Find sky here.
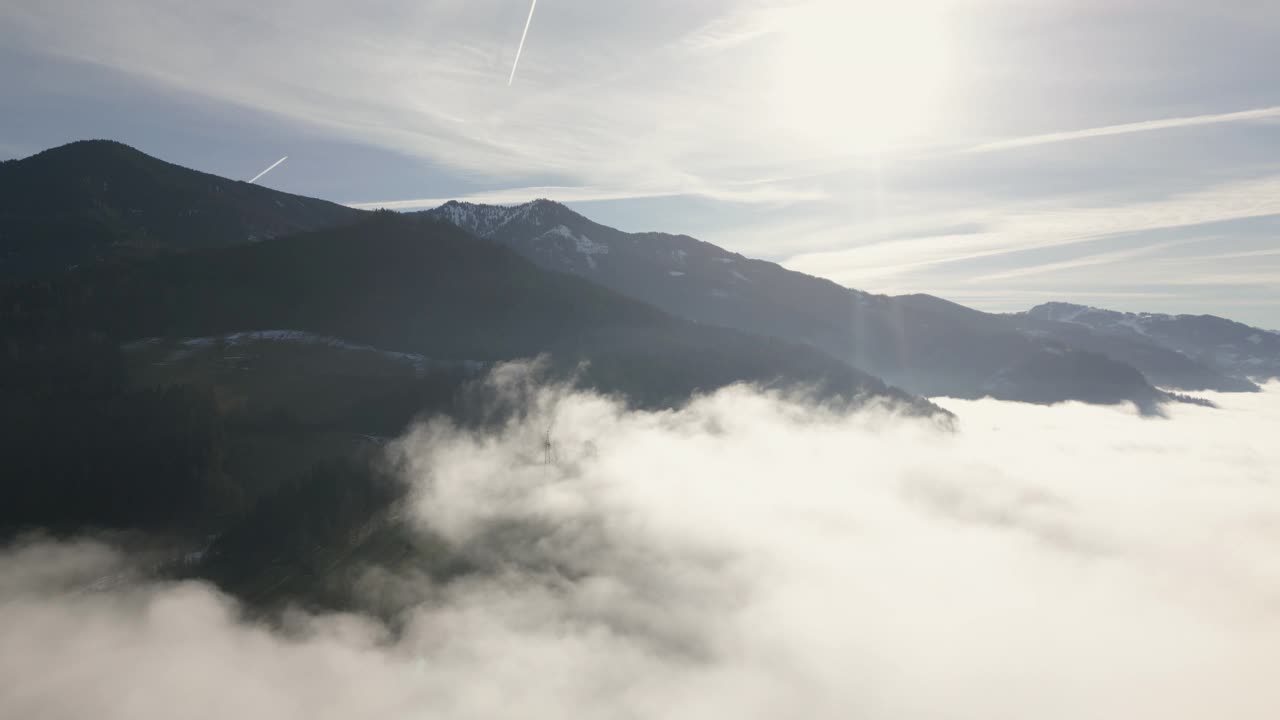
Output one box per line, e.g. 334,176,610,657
4,368,1280,718
1,0,1277,326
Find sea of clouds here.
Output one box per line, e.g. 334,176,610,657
3,371,1278,719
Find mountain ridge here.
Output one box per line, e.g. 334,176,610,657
1,211,941,415
4,140,1258,411
0,139,365,281
424,199,1196,409
1016,302,1278,385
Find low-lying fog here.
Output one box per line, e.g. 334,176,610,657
4,371,1278,719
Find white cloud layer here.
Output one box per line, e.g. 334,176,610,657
3,372,1279,719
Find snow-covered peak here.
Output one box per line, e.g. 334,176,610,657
430,200,535,238
429,198,580,239
539,225,608,255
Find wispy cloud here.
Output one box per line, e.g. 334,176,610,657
965,106,1280,154
349,177,829,210
784,174,1280,284
1159,271,1280,286
968,238,1202,283
766,172,1280,324
350,185,680,210
0,0,950,204
678,4,782,52
1178,247,1280,262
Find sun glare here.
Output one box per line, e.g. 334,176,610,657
767,1,953,153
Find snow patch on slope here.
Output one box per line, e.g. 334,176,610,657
1117,317,1150,338
536,224,609,270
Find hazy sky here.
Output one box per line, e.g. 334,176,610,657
2,0,1277,326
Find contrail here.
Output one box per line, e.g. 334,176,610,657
508,0,538,86
248,156,288,184
965,106,1280,154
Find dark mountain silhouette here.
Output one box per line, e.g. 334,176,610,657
425,200,1177,409
0,212,935,415
1,143,952,613
1,213,943,609
0,140,363,281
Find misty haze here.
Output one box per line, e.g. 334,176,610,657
2,1,1279,718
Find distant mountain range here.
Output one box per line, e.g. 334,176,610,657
1015,302,1278,388
426,200,1275,401
3,141,1273,414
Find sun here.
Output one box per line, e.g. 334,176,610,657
766,0,954,154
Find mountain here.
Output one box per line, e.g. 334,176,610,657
425,200,1175,410
0,141,1199,412
0,212,935,415
0,138,1231,617
2,211,945,607
1016,302,1279,387
0,140,363,281
2,143,948,566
